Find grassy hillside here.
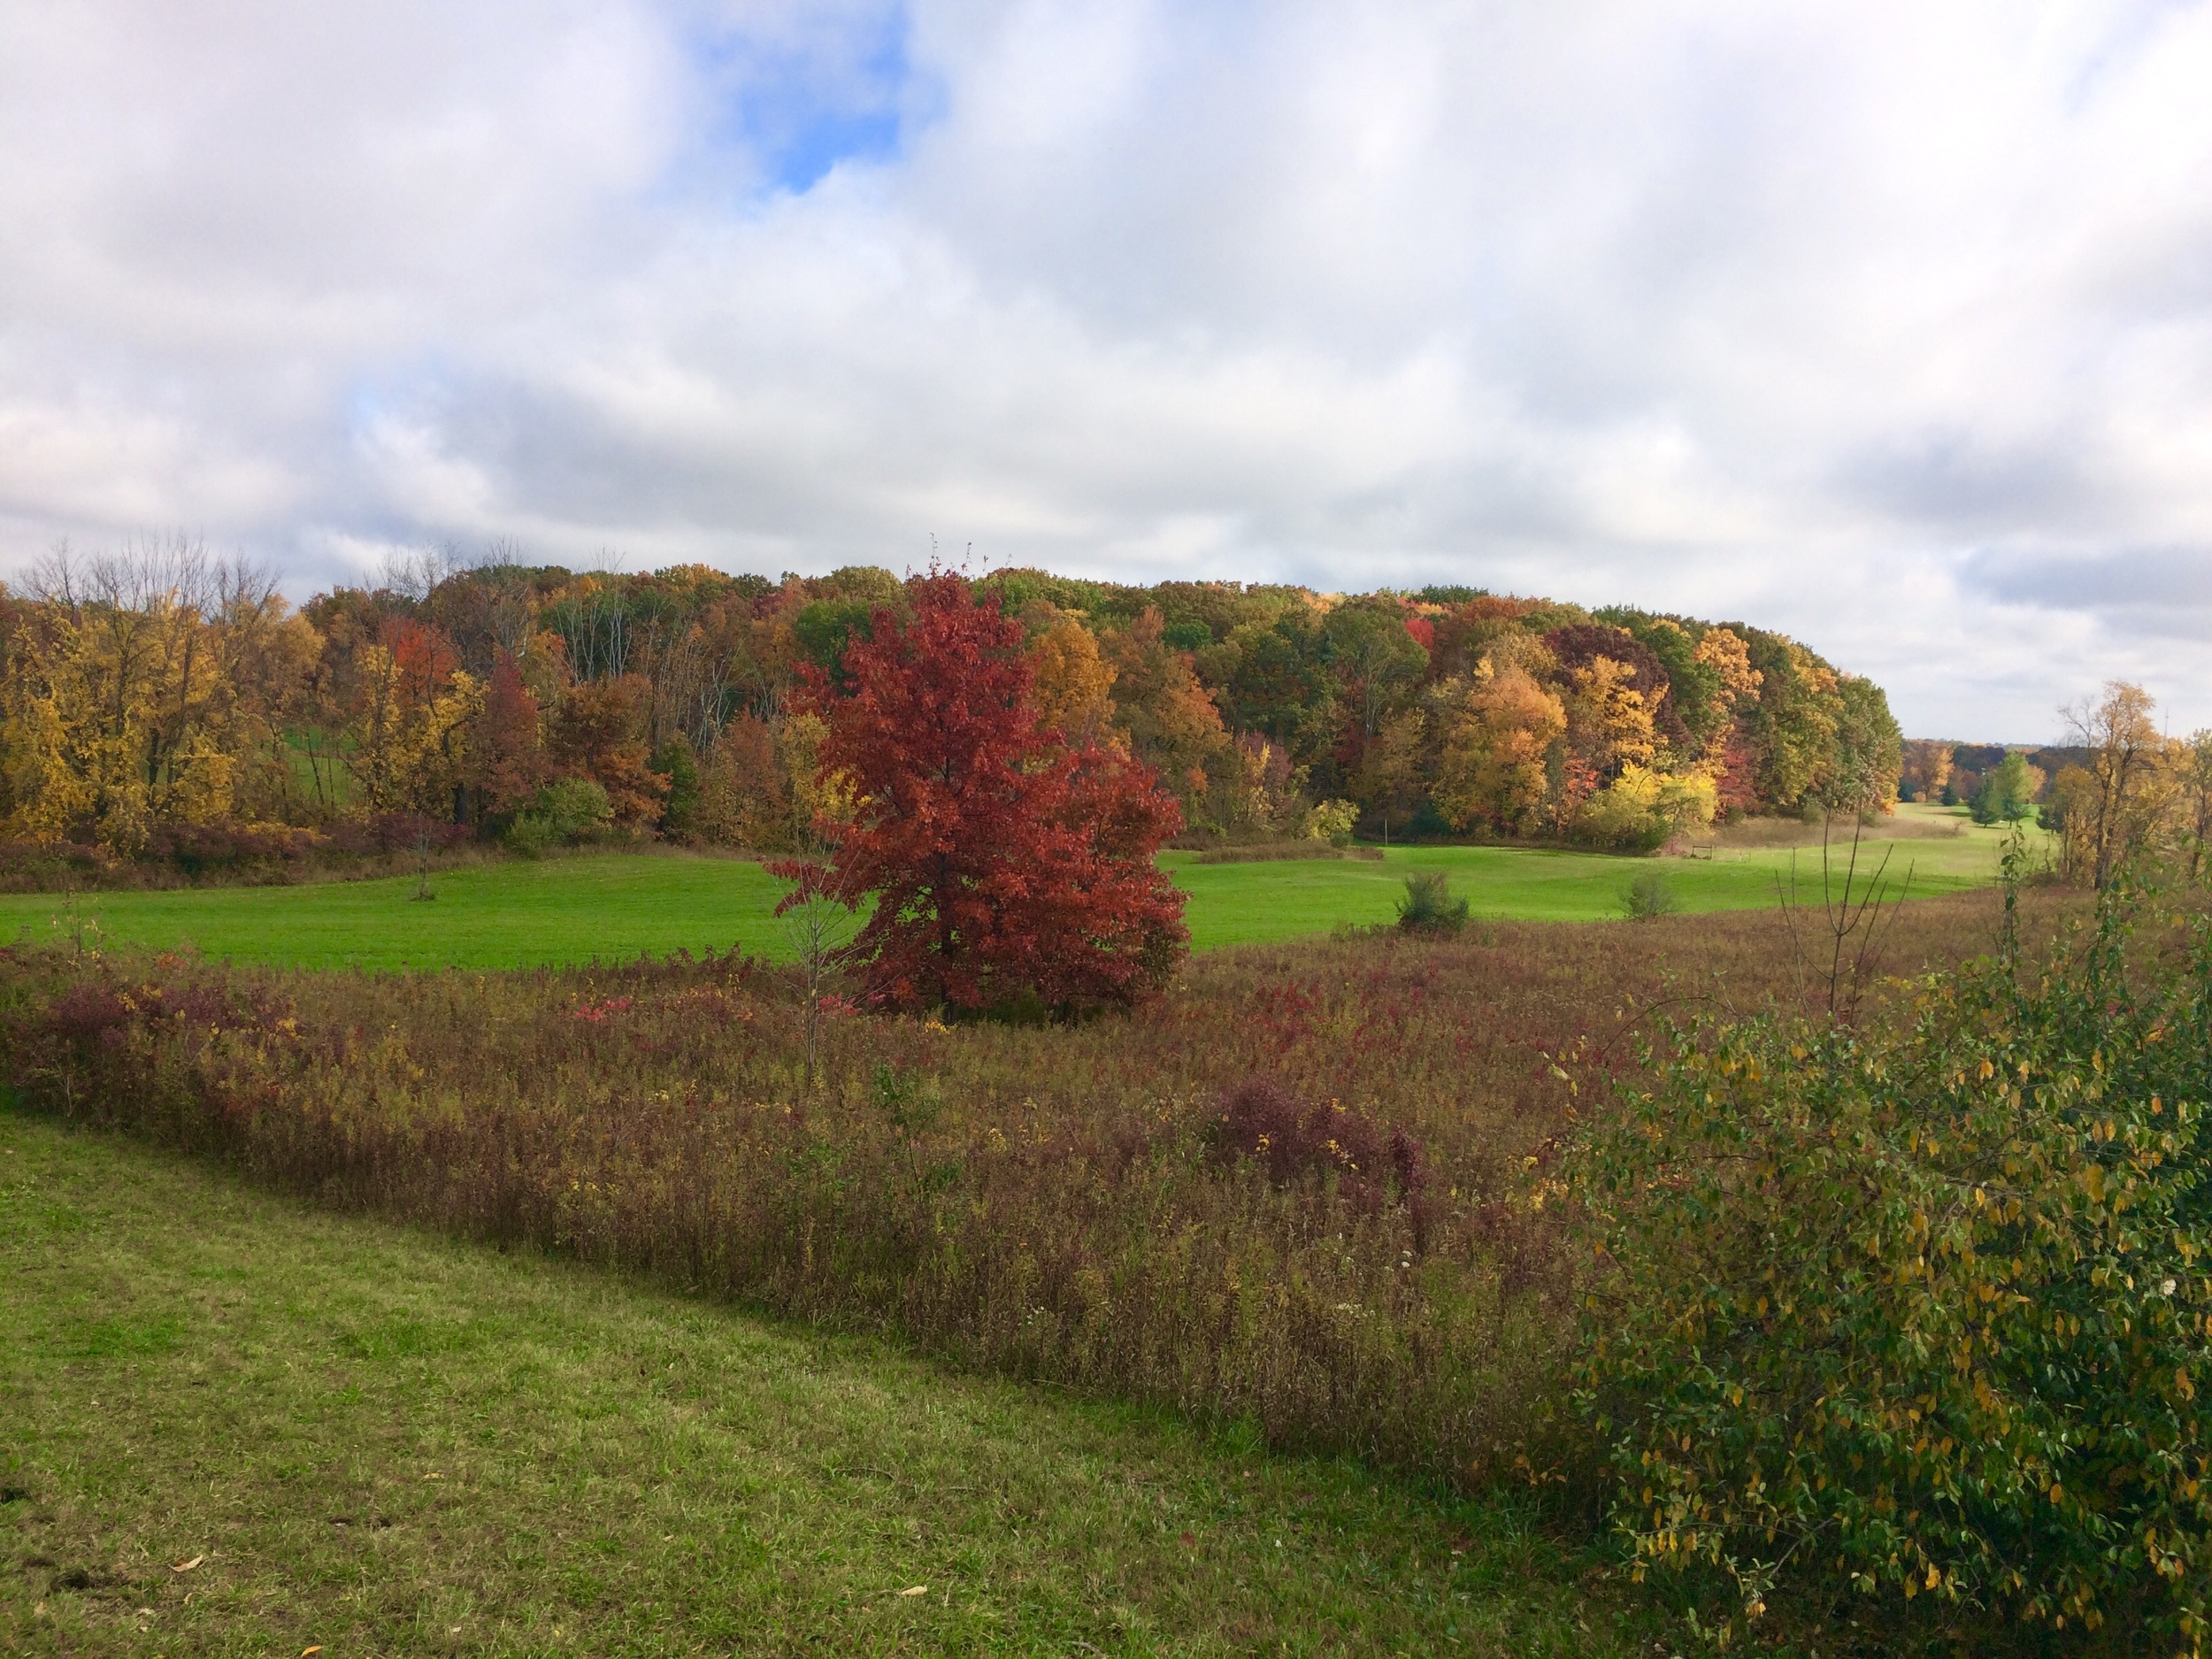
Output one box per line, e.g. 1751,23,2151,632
0,805,2032,972
0,1113,1649,1656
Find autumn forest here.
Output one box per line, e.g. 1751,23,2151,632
0,539,1903,867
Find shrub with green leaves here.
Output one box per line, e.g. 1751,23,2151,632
1396,871,1469,935
1621,870,1678,921
505,777,615,856
1572,888,2212,1647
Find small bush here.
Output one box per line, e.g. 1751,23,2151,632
1619,870,1678,920
872,1061,941,1132
144,822,328,873
0,840,122,894
1194,841,1381,864
1572,889,2212,1646
318,813,472,857
1300,799,1360,846
504,814,556,858
1210,1076,1426,1205
506,778,614,856
1395,871,1469,934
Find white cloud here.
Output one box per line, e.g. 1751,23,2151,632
1,0,2209,737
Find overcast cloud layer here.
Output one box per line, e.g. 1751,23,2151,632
3,0,2208,737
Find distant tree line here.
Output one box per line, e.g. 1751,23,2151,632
1901,698,2212,889
1898,740,2091,817
0,538,1907,865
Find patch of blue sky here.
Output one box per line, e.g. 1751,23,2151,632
688,4,919,198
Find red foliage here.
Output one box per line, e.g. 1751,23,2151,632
1710,718,1760,818
144,822,326,869
1210,1075,1431,1248
322,812,473,856
802,570,1189,1017
474,649,550,817
378,616,461,703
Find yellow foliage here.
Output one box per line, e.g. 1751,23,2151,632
0,570,299,850
1567,657,1658,772
345,649,481,814
781,710,855,839
1355,705,1428,815
1693,626,1763,706
1579,763,1718,844
1432,669,1565,833
1029,619,1118,742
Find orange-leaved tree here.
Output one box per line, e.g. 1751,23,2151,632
787,570,1187,1018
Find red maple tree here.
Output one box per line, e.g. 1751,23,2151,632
472,649,549,818
786,570,1187,1017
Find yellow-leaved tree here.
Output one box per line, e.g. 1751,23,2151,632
1430,668,1565,833
2055,681,2169,889
1028,616,1118,744
0,540,309,850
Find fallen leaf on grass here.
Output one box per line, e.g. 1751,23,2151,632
898,1585,928,1596
171,1556,203,1573
303,1647,323,1655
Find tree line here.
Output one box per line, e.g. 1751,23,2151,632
1900,691,2212,888
0,537,1905,864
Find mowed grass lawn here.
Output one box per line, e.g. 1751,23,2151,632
0,1112,1651,1656
0,805,2034,972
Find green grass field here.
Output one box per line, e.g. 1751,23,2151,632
0,806,2037,972
0,1112,1648,1656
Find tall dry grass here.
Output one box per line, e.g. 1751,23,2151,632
0,890,2060,1484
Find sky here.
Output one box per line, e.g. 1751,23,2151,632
2,1,2208,741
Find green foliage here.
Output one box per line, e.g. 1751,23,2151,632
872,1060,942,1131
793,598,878,672
1220,610,1340,764
973,566,1109,618
1163,618,1211,652
810,565,903,606
1120,580,1300,646
505,777,614,856
1395,870,1469,934
1827,674,1907,811
1619,614,1727,749
1971,749,2041,826
1573,774,1694,853
1620,871,1678,920
1573,888,2212,1645
1324,596,1431,734
651,737,701,839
